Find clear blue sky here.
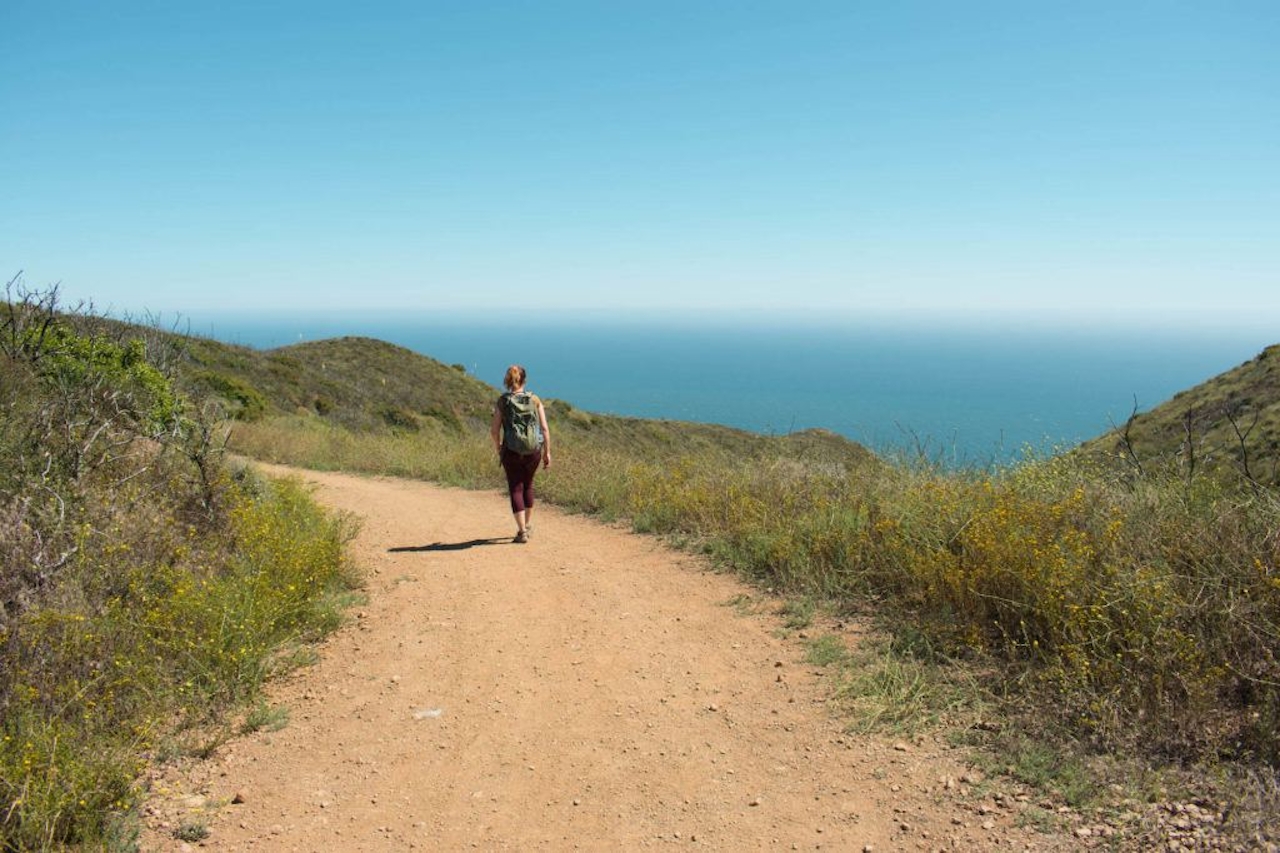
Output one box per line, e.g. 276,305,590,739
2,1,1277,330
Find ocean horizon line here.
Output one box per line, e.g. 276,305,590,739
85,302,1280,347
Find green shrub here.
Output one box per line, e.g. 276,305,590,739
378,405,420,432
24,324,180,433
192,370,269,421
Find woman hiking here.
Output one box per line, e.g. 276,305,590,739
491,364,552,543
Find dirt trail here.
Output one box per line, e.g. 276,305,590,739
142,465,1064,851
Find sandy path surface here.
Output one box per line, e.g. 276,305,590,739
142,465,1066,852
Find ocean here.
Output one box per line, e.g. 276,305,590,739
195,314,1272,466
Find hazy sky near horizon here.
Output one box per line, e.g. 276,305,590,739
2,2,1277,330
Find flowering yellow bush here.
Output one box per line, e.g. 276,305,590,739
0,476,357,849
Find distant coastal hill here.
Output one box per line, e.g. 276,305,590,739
1081,343,1280,487
176,331,877,468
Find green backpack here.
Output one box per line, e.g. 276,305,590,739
501,391,542,454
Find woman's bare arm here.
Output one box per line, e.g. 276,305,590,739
537,399,552,468
490,401,503,454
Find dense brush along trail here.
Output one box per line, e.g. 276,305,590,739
141,463,1076,851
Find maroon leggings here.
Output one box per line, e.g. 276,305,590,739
500,447,541,514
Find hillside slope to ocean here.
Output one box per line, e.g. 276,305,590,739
177,332,878,468
1082,342,1280,486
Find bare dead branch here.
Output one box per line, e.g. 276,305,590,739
1225,403,1265,493
1181,406,1198,486
1110,395,1146,480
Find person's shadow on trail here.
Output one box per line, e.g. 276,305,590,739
389,538,510,553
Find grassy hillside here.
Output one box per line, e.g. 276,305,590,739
1082,343,1280,486
179,335,496,431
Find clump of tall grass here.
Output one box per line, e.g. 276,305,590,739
231,416,498,488
622,451,1280,762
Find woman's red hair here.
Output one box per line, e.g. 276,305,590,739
503,364,527,391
